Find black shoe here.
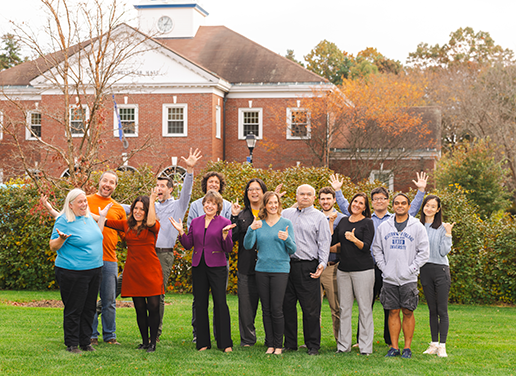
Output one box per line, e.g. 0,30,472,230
307,348,319,356
282,347,297,352
147,344,156,353
80,344,96,352
66,346,82,353
137,343,150,350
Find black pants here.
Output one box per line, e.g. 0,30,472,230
55,266,102,347
356,265,391,345
256,271,289,349
192,256,233,350
283,259,321,351
237,272,259,346
421,263,451,343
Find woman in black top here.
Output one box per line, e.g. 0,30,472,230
331,192,375,355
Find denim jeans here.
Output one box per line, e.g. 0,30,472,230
91,261,118,341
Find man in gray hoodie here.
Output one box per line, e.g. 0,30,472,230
373,193,429,359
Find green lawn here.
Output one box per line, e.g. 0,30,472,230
0,290,514,375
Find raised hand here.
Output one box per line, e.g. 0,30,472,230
150,187,158,202
99,203,113,218
412,171,428,192
169,217,184,236
345,228,357,242
278,226,289,241
329,211,338,222
231,198,241,216
329,174,344,191
182,148,202,172
40,194,59,218
222,223,236,235
250,217,262,230
56,228,71,240
443,222,455,235
274,183,287,198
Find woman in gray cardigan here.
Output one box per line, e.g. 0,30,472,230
419,195,455,358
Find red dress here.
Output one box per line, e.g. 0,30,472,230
105,219,164,297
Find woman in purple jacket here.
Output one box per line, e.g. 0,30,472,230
170,190,236,352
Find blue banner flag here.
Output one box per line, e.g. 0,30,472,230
112,95,123,141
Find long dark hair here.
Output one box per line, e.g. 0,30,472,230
243,178,268,209
349,192,371,218
127,195,150,235
420,195,442,229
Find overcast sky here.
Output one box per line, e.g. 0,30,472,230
2,0,516,64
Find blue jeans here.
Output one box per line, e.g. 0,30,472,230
91,261,118,341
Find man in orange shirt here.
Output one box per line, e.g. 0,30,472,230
88,171,126,345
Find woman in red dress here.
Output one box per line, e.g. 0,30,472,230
104,189,163,352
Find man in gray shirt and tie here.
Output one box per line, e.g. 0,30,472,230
281,184,332,355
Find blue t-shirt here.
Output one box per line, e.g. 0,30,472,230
51,214,104,270
243,217,296,273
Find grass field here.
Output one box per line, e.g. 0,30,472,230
0,290,515,375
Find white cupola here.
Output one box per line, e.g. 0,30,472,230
134,0,208,38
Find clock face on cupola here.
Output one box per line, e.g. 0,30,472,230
157,15,173,33
134,1,209,38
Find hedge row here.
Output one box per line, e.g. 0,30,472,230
0,162,515,304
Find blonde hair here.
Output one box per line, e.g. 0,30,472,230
61,188,90,222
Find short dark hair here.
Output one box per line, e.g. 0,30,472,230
201,171,226,194
420,195,443,229
370,186,389,201
258,192,282,219
100,170,118,185
157,176,174,189
243,178,268,209
349,192,371,218
202,190,223,215
392,192,411,205
318,186,336,199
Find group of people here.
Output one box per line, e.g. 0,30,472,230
45,151,454,358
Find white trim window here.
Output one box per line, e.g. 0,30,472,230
113,105,138,137
26,111,42,140
0,168,3,184
238,108,262,140
215,105,221,139
286,108,311,140
370,170,394,191
69,105,89,137
162,104,188,137
0,111,3,140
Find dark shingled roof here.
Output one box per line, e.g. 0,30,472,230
0,25,325,87
157,26,326,84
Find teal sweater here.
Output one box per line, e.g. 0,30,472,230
243,217,296,273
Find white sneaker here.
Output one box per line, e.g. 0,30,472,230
437,344,448,358
423,342,439,354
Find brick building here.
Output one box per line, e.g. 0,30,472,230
0,1,439,190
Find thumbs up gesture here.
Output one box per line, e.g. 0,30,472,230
250,217,262,230
345,228,357,242
278,226,289,241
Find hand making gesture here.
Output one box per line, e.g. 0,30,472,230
169,217,185,236
443,222,455,236
274,183,287,198
150,187,158,202
182,148,202,173
278,226,289,241
222,223,237,240
231,198,241,216
329,174,344,192
345,228,357,242
412,171,428,192
250,217,262,230
56,228,71,240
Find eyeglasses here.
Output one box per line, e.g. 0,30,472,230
372,197,388,202
248,188,262,192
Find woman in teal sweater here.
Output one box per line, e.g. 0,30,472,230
244,192,296,354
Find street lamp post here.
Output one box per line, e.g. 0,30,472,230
246,132,257,165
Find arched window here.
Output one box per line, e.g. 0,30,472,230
116,165,138,173
159,165,187,198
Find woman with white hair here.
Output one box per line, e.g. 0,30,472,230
50,188,107,354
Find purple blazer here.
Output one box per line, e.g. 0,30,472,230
178,215,233,267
